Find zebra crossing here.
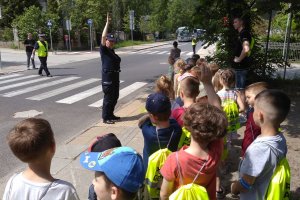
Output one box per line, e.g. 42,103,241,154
117,49,195,57
0,74,147,108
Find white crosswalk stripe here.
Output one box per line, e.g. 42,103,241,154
27,78,100,101
157,51,168,54
0,74,23,80
0,75,38,85
2,77,80,97
121,50,194,56
88,82,147,108
56,80,124,104
0,77,49,92
0,74,148,108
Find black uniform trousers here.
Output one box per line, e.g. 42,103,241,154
102,81,120,120
38,56,51,76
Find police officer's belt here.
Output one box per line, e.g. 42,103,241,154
103,69,121,73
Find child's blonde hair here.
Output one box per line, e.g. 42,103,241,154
174,58,186,75
208,63,220,76
155,75,175,100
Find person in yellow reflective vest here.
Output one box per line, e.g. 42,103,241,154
31,34,52,77
191,36,197,55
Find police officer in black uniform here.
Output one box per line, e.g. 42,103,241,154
100,14,121,124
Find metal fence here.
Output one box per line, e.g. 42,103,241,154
263,42,300,61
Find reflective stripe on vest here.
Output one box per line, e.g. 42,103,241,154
37,41,48,57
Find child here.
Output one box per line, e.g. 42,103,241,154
172,64,222,127
173,58,186,98
231,90,290,199
138,92,182,170
217,68,245,137
155,75,179,110
160,103,228,200
88,133,122,200
80,146,145,200
242,82,269,157
171,76,199,127
3,118,79,200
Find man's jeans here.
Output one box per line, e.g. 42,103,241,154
26,51,35,68
235,69,248,90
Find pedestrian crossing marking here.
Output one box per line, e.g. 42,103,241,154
56,85,102,104
0,77,50,92
0,74,148,108
0,74,22,80
88,82,147,108
56,80,124,104
136,50,151,54
0,75,38,85
157,51,168,54
27,78,100,101
2,77,80,97
186,52,194,56
147,51,160,54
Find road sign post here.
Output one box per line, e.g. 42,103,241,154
87,19,93,52
66,19,72,51
47,20,53,53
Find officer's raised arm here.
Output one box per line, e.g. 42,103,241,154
101,13,111,46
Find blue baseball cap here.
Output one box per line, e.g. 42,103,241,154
80,146,145,193
146,93,171,113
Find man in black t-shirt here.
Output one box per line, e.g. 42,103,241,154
23,33,36,70
233,17,252,89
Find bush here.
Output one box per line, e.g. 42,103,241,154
0,28,14,41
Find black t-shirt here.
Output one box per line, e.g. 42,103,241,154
234,29,252,69
99,44,121,84
24,39,36,52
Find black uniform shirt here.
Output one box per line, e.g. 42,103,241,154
24,39,36,52
234,29,252,69
100,44,121,84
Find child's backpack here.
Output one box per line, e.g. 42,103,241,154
177,127,191,149
169,152,210,200
145,130,175,199
222,98,240,133
265,143,291,200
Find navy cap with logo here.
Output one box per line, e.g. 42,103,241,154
146,93,171,114
106,33,116,42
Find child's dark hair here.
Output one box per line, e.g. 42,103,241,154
183,103,227,143
180,77,200,99
152,111,171,121
155,75,175,100
192,54,200,63
173,41,178,48
219,68,235,88
255,89,291,125
95,171,137,200
7,118,55,163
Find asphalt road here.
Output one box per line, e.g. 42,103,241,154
0,41,201,178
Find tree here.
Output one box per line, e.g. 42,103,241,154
0,0,41,28
12,6,44,40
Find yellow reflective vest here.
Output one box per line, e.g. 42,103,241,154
192,38,197,45
37,41,48,57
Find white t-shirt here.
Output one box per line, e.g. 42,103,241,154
239,133,287,200
2,172,79,200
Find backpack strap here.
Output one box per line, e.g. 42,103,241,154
175,151,207,186
39,179,58,200
156,128,175,150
